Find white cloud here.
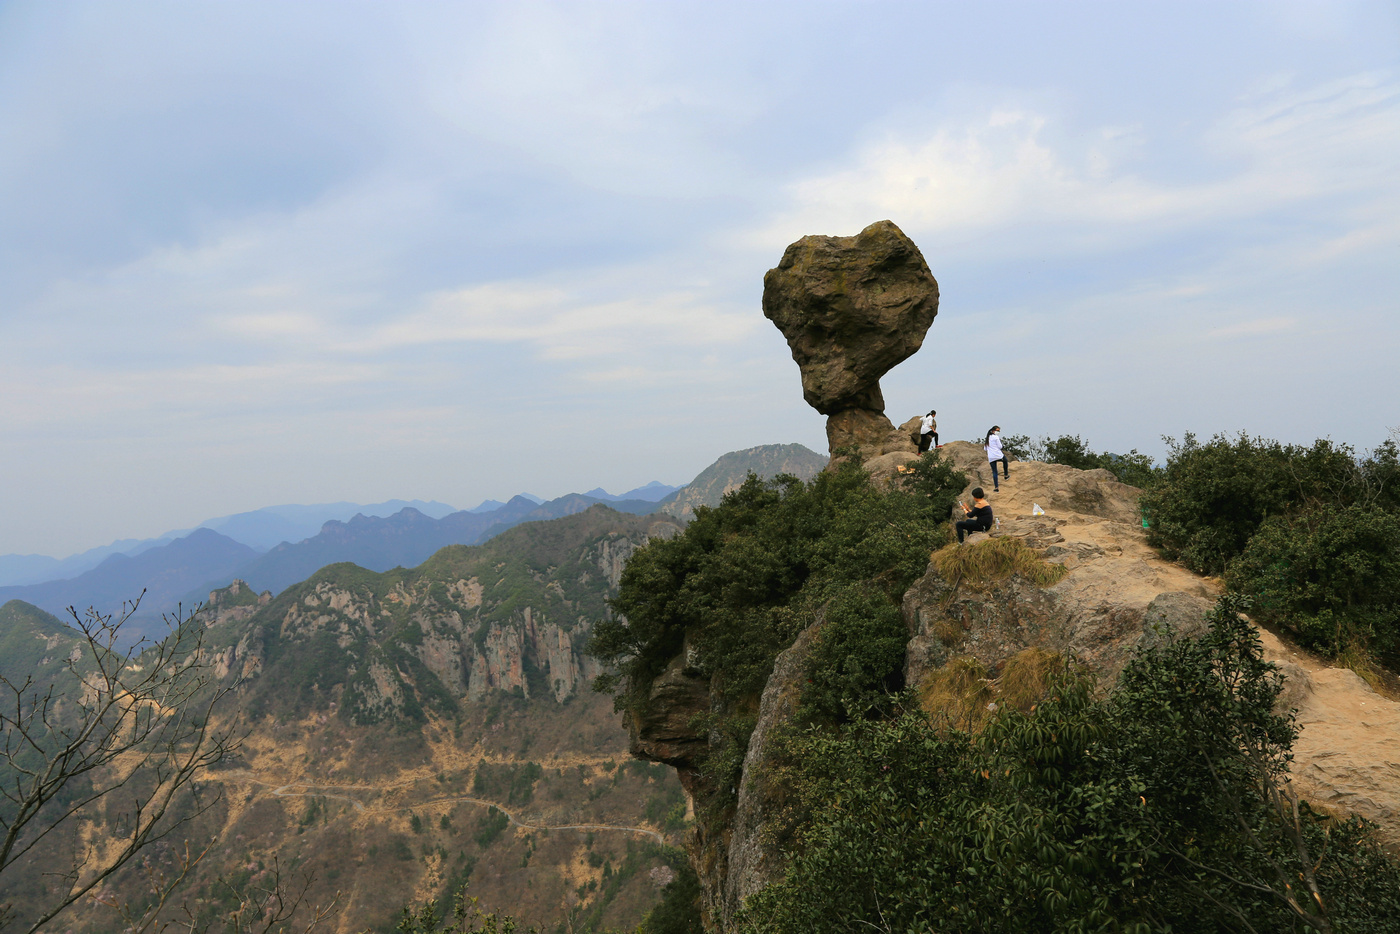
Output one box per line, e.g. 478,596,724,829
752,72,1400,258
1205,317,1299,340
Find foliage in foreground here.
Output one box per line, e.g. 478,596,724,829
0,598,240,934
1140,431,1400,664
397,890,537,934
738,597,1400,934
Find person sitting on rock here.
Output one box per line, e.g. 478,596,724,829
956,488,994,543
918,410,939,452
985,425,1009,491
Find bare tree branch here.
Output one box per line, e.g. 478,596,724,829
0,594,244,933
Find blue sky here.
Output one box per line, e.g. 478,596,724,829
2,1,1397,557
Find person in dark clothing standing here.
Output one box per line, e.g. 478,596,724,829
956,488,994,543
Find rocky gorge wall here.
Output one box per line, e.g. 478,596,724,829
199,515,683,722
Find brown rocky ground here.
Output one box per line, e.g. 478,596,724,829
892,440,1400,845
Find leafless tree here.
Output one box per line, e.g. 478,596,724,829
0,593,241,933
112,854,340,934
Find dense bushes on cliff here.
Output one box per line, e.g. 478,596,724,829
739,598,1400,933
1141,433,1396,575
589,456,965,826
1230,505,1400,665
1140,432,1400,665
590,456,966,713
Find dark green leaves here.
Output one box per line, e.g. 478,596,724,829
738,599,1400,934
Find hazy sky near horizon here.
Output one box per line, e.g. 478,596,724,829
2,1,1398,557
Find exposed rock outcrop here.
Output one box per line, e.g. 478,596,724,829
212,514,681,723
1259,629,1400,842
196,578,272,628
762,220,938,459
721,619,823,920
900,444,1217,688
623,442,1400,926
630,643,711,770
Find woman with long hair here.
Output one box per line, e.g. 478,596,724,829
918,410,938,452
985,426,1009,492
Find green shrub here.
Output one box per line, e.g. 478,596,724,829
589,458,965,827
1140,432,1361,575
893,446,968,515
799,583,907,722
637,853,703,934
737,597,1400,933
1038,433,1104,470
397,888,535,934
1016,433,1161,488
999,433,1034,460
472,807,509,849
591,459,962,711
471,762,543,806
1229,504,1400,662
1362,436,1400,513
390,835,415,861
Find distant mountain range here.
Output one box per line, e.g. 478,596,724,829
582,481,680,503
0,445,823,639
0,499,461,587
197,499,460,551
0,529,259,634
204,492,661,602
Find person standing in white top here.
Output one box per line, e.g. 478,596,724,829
918,410,938,453
985,425,1009,492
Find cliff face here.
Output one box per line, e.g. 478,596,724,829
203,511,682,725
623,443,1400,926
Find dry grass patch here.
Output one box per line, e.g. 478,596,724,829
997,647,1065,711
931,536,1069,590
931,616,965,647
919,648,1069,731
918,656,994,731
1334,639,1398,699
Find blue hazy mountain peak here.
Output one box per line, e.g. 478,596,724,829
581,482,680,503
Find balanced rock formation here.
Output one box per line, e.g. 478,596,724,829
762,220,938,457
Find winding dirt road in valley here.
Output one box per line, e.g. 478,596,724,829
216,771,667,844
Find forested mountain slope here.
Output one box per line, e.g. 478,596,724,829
8,506,690,934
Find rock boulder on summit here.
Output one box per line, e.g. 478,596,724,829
762,220,939,457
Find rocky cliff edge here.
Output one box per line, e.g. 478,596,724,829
626,441,1400,926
